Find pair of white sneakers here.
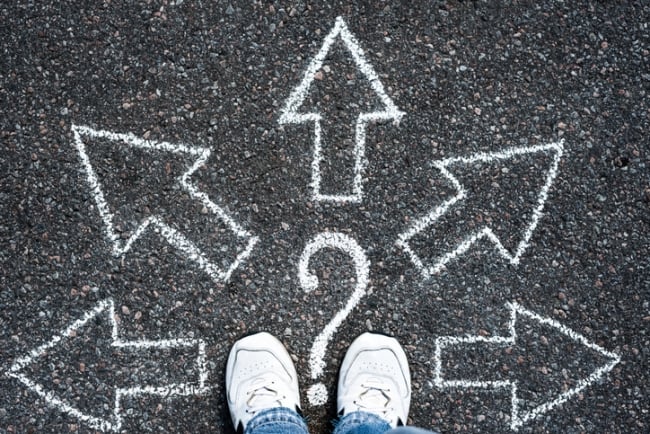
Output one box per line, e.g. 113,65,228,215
226,332,411,432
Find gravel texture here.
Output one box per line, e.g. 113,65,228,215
1,1,648,433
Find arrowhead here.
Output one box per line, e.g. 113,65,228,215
443,142,563,256
71,125,209,255
398,142,564,276
7,300,121,431
72,125,258,282
508,302,620,430
279,16,403,124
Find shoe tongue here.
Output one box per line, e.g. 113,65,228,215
360,378,390,408
365,377,386,387
251,377,268,386
363,389,388,407
248,377,280,410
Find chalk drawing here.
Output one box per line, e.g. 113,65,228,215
6,298,209,432
397,141,564,278
71,124,258,282
279,16,404,203
433,302,620,431
298,232,370,406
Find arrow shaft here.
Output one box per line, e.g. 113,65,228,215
312,119,364,202
399,194,512,277
152,218,227,281
114,338,207,390
311,113,401,202
110,333,209,431
434,335,513,389
154,190,259,280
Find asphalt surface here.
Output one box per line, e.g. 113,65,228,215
1,1,648,433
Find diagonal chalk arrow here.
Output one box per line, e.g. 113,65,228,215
6,299,209,432
72,124,258,282
434,302,620,430
397,141,564,278
279,16,404,203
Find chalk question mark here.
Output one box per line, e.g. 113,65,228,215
298,232,370,406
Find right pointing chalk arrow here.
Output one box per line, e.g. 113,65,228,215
434,302,620,431
397,141,564,278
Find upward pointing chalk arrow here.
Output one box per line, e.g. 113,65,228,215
279,16,404,203
72,124,258,282
6,299,209,432
397,141,564,278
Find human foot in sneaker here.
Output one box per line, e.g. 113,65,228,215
226,332,301,431
337,333,411,427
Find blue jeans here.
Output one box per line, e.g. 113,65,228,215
245,407,437,434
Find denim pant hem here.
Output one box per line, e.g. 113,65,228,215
333,411,392,434
244,407,437,434
245,407,308,434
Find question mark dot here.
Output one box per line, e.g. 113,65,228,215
307,382,328,406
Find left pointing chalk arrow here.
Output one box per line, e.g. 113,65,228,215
6,299,209,432
72,124,258,282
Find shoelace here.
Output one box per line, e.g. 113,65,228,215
354,379,394,416
246,379,284,415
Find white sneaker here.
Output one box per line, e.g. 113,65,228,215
337,333,411,428
226,332,301,431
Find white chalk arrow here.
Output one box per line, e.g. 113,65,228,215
434,302,620,430
279,16,404,203
6,299,209,432
72,124,258,282
397,141,564,278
